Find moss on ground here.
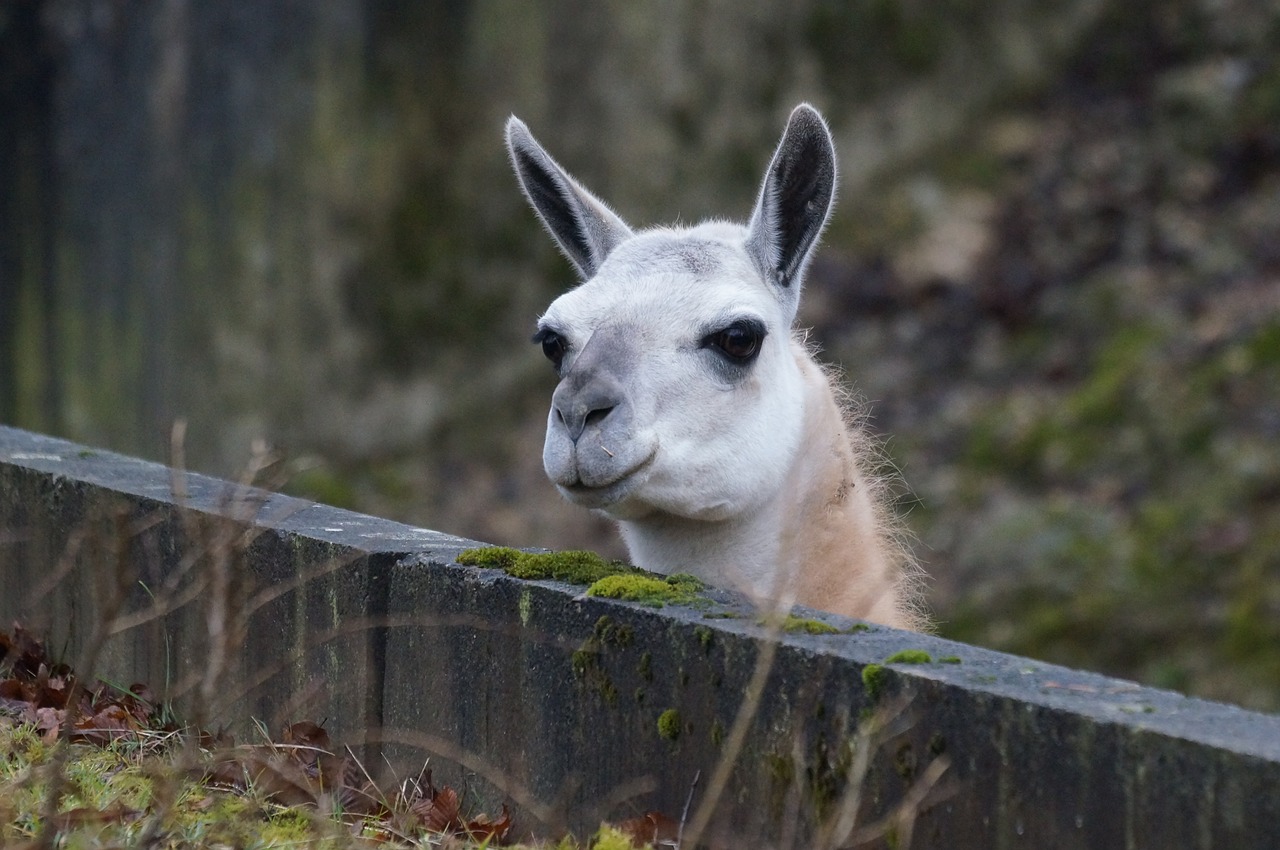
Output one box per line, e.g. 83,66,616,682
0,721,657,849
0,724,326,848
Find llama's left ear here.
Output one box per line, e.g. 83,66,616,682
746,104,837,319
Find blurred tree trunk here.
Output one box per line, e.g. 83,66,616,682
0,0,61,435
1,0,374,469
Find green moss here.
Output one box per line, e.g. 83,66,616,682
885,649,933,665
637,652,653,682
894,742,918,780
593,615,614,637
0,724,335,848
939,655,962,664
862,663,887,699
518,589,533,628
667,572,706,592
588,615,633,649
657,709,682,742
710,720,725,747
763,749,798,821
694,625,713,652
757,615,842,634
782,616,840,635
844,623,871,634
589,575,672,603
457,545,525,570
807,735,855,820
587,573,702,606
463,547,710,607
765,751,795,786
458,546,637,584
571,617,633,705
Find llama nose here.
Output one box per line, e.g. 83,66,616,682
551,380,621,443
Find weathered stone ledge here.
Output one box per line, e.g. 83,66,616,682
1,424,1277,847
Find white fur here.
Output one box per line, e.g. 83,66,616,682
507,106,924,630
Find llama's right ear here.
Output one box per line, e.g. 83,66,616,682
506,117,633,280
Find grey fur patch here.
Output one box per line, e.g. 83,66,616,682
610,235,733,280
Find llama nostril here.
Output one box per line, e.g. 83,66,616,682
553,396,619,443
584,405,614,429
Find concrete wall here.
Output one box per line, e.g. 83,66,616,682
2,423,1278,847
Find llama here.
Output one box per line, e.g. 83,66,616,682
505,104,924,630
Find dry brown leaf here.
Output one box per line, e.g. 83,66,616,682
413,782,461,833
465,803,513,843
34,706,64,743
618,810,680,848
74,702,141,744
207,749,320,808
3,626,520,845
46,801,142,830
0,624,51,679
282,720,331,750
0,678,28,701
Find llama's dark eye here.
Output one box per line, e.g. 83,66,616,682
533,328,568,369
706,320,766,363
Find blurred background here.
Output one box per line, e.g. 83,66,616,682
2,0,1278,710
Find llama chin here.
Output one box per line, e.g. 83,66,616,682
506,104,927,631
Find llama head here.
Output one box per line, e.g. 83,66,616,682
506,105,837,528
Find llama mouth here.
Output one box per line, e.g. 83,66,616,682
559,449,657,506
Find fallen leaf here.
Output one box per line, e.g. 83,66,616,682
466,803,513,843
74,702,141,744
1,624,51,679
34,706,64,743
412,782,461,833
618,810,681,847
46,801,141,830
206,749,319,808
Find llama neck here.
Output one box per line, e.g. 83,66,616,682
774,354,907,627
618,347,911,628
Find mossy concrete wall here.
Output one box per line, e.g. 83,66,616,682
2,424,1279,847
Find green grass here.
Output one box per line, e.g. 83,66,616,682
0,721,652,849
0,723,330,848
